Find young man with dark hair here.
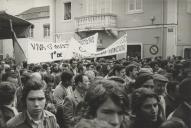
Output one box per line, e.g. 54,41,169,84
56,74,90,128
7,78,59,128
53,71,73,106
82,79,129,128
131,88,165,128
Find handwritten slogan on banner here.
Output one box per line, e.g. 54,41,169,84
27,40,72,63
25,33,127,63
27,33,98,63
79,33,98,53
95,34,128,57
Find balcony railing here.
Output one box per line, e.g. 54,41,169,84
75,14,117,31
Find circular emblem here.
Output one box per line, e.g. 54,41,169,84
150,45,159,55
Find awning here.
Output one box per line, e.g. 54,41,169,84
0,11,33,39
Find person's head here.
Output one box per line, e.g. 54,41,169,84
70,58,77,69
31,72,42,81
44,74,55,89
74,74,90,91
0,82,16,106
86,63,95,71
21,78,46,120
6,72,19,86
126,64,138,79
132,88,160,123
179,78,191,104
135,70,154,90
85,70,96,82
153,74,168,95
85,79,128,128
159,118,186,128
112,64,126,79
61,71,73,88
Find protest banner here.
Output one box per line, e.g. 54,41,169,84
70,38,93,59
27,40,71,63
94,34,128,57
79,33,98,53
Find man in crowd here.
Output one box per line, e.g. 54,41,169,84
131,88,164,128
82,79,129,128
153,73,168,117
69,58,78,76
0,82,18,128
56,74,90,128
169,78,191,128
7,78,59,128
53,71,73,106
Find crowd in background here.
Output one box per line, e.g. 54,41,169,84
0,55,191,128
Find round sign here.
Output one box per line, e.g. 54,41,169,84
150,45,159,55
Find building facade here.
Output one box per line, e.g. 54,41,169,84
54,0,191,59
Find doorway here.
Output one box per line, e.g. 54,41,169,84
127,44,142,59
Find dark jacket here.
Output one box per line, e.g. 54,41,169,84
0,106,16,128
171,102,191,128
6,110,59,128
56,89,85,128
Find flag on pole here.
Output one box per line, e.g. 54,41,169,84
9,19,26,64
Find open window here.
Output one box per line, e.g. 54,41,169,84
64,2,71,20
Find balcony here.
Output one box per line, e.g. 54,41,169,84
75,13,117,31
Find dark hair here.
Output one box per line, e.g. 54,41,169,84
44,74,54,84
85,79,128,118
108,64,125,77
126,65,137,76
61,71,72,82
21,78,45,108
131,87,159,115
179,78,191,102
166,81,179,94
69,58,77,64
135,75,153,89
74,74,84,86
0,82,16,105
61,71,73,87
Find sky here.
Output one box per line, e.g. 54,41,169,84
0,0,50,15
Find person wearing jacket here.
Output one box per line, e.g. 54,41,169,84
7,77,59,128
130,87,165,128
0,82,18,128
56,74,90,128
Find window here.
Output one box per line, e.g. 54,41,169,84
127,0,143,14
29,26,34,38
64,2,71,20
83,0,112,15
187,0,191,13
43,24,50,38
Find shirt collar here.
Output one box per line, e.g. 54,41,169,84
26,110,46,123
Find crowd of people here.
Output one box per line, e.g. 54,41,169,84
0,55,191,128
